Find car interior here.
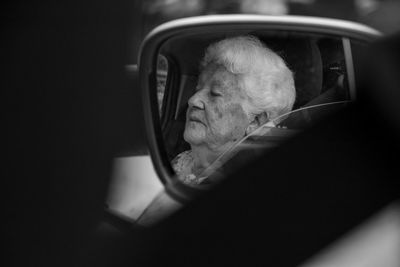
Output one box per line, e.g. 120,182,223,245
156,31,353,165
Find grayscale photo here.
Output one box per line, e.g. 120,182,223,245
3,1,400,267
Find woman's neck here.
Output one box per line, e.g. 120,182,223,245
190,143,232,176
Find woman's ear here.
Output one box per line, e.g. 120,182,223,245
245,112,269,135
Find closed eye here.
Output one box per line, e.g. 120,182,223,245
210,91,222,97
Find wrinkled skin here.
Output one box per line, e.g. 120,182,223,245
184,63,252,152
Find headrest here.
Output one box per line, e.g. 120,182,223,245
260,38,323,109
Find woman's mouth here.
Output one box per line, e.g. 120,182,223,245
188,113,205,125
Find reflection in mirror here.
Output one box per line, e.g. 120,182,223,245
157,54,168,115
157,31,362,190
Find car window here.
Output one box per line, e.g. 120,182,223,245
156,54,169,116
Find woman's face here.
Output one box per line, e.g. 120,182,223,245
184,63,251,151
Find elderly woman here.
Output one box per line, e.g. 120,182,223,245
172,35,296,186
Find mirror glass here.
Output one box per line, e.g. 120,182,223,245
154,30,366,189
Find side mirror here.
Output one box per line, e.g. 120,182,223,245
106,15,381,226
139,15,381,201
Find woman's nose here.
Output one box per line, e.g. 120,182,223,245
188,90,205,109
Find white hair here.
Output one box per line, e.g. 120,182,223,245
201,35,296,121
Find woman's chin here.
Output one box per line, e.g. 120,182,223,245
183,129,205,147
